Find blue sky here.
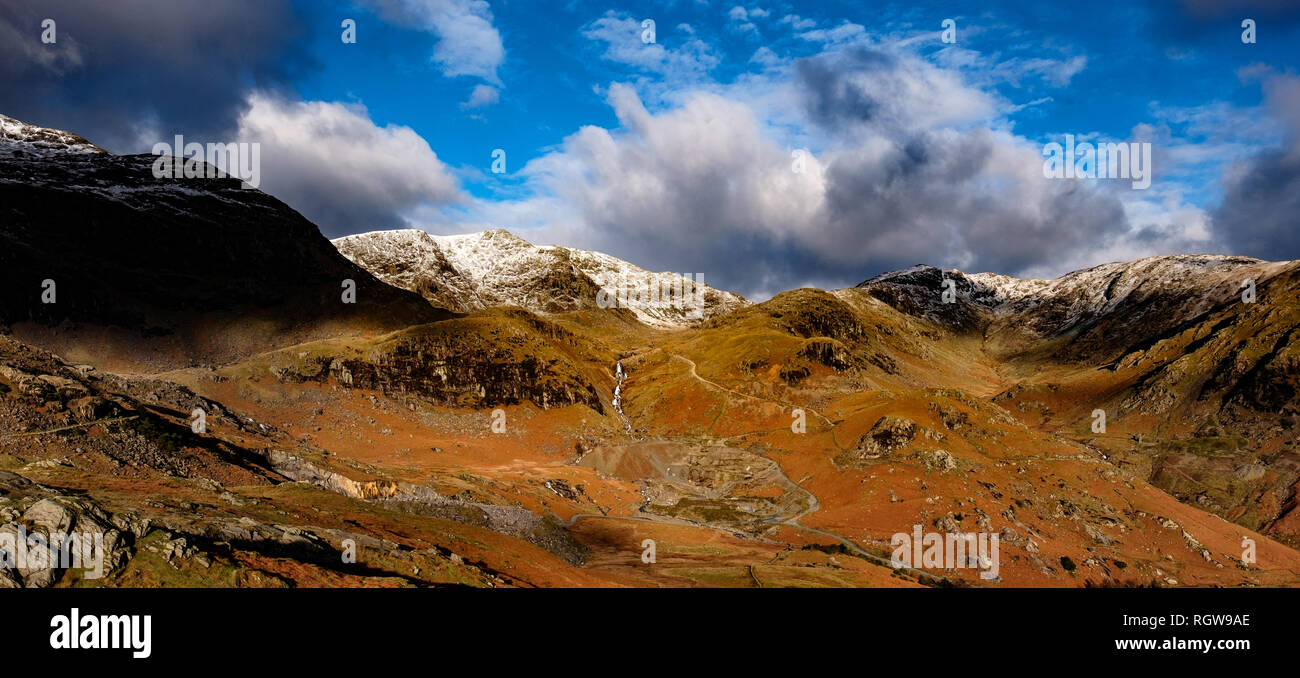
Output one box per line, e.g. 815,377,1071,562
3,0,1300,298
294,0,1297,205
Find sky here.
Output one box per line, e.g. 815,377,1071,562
2,0,1300,300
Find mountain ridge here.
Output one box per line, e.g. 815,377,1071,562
0,113,450,372
334,227,750,328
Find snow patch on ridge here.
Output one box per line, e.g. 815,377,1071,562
0,113,105,158
969,254,1273,317
333,228,749,328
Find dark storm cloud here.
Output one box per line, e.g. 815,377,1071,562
815,129,1131,279
581,227,868,302
795,48,895,132
791,47,1001,137
0,1,467,239
1213,73,1300,259
1214,149,1300,257
0,0,314,152
789,50,1130,281
529,55,1135,300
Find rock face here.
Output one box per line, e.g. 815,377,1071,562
0,114,448,370
334,228,749,328
263,308,611,413
324,346,603,413
0,334,283,483
856,265,995,332
0,474,139,588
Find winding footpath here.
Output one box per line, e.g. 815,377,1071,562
560,351,948,584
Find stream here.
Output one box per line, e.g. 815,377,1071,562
613,360,632,434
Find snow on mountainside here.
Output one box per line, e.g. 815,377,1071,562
326,229,486,314
0,114,105,158
856,254,1299,362
968,254,1294,333
0,113,257,215
333,228,750,328
968,255,1275,309
861,254,1289,320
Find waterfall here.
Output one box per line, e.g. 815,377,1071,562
613,361,632,434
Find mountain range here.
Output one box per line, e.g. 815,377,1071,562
2,113,1298,588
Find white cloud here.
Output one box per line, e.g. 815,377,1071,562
750,46,781,68
455,74,1133,296
727,6,769,31
991,55,1088,87
358,0,505,84
797,21,867,46
583,12,720,78
421,15,1223,295
235,92,464,235
794,48,1003,136
462,84,500,108
780,14,816,30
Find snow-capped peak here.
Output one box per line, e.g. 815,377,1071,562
333,228,749,327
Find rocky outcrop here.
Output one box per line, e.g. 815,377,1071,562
836,416,919,469
0,472,140,587
265,451,588,566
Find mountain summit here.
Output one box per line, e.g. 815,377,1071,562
0,114,446,371
333,228,749,328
